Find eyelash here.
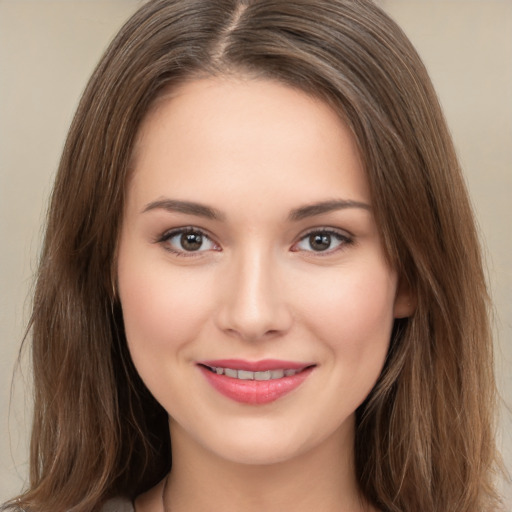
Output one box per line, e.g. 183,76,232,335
291,228,353,254
156,227,220,257
156,227,353,256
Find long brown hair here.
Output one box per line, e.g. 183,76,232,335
3,1,502,510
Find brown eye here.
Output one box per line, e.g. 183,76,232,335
309,233,332,251
181,232,203,251
159,228,218,255
293,229,352,254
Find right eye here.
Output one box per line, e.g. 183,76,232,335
158,227,219,256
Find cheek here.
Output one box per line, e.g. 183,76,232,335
295,258,397,364
117,252,214,360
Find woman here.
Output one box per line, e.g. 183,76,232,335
2,0,503,511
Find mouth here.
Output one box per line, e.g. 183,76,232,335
197,359,316,404
199,364,309,380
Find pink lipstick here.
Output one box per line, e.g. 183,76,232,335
198,359,315,404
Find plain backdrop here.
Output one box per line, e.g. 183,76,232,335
1,0,511,505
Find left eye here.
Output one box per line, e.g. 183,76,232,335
160,228,218,254
293,230,351,253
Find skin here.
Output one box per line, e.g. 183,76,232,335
117,76,413,512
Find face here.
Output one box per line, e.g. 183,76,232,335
117,77,412,466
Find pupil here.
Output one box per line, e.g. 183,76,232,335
310,233,331,251
181,232,202,251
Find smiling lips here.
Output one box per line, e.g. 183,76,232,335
198,359,315,404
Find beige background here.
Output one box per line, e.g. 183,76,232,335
1,0,510,505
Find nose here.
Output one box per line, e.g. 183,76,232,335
216,248,293,342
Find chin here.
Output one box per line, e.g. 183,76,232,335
186,413,351,467
208,436,309,466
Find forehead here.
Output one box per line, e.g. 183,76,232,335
128,77,370,212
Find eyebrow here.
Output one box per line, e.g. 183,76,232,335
142,198,370,222
288,199,371,221
142,199,225,220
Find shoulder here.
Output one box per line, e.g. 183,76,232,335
100,497,134,512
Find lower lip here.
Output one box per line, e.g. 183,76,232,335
199,366,314,405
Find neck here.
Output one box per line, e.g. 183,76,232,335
162,416,374,512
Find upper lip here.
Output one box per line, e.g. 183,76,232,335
198,359,315,372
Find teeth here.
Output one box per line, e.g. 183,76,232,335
270,369,284,379
209,366,300,380
255,370,271,381
237,370,254,380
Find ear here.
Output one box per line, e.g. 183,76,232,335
393,277,416,318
